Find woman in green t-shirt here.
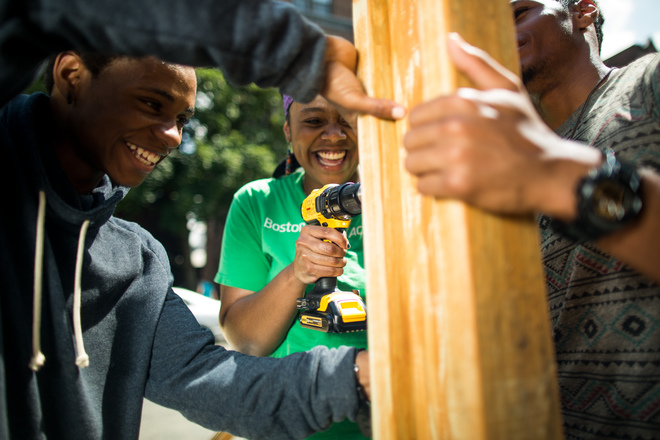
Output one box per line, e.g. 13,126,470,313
215,94,368,439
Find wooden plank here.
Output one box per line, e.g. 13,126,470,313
352,0,564,438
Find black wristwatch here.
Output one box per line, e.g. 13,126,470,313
552,148,643,242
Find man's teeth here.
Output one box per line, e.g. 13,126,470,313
127,142,160,166
317,151,346,166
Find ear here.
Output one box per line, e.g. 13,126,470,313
283,120,292,143
51,52,88,101
573,0,599,30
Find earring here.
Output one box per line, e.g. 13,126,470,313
285,148,293,175
66,92,73,105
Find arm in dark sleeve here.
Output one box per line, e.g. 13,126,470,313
144,289,360,440
0,0,326,107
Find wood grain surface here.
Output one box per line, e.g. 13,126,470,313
352,0,563,438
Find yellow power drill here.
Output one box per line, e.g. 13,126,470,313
297,182,367,333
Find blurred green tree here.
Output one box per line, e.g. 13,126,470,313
114,68,288,290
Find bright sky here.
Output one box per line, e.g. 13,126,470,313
598,0,660,59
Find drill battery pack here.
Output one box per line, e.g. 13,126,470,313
297,290,367,333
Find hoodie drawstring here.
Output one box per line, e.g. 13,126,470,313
29,190,91,371
73,219,90,368
29,191,47,372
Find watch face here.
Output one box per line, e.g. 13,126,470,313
585,168,642,226
559,149,643,241
590,180,628,221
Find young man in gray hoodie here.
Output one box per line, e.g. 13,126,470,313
0,49,368,440
0,0,407,438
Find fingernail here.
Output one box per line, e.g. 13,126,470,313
448,32,463,43
392,106,406,119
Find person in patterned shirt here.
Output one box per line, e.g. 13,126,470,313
402,1,660,439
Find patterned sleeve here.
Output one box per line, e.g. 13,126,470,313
645,55,660,125
639,55,660,169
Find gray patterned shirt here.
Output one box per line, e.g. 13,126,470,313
539,54,660,439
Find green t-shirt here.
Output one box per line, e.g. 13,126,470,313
216,169,368,439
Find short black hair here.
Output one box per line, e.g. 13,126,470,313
556,0,604,53
43,52,121,94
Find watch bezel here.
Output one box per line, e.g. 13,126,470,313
552,149,643,242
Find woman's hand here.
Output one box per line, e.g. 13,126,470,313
292,225,349,285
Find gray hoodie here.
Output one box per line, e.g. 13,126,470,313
0,92,360,440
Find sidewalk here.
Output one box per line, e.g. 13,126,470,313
139,398,219,440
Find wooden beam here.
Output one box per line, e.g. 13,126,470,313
352,0,563,438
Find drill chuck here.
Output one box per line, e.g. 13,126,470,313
318,182,362,217
302,182,362,227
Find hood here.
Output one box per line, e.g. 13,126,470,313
7,94,129,228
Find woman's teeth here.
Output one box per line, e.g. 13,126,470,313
317,150,346,166
127,142,160,166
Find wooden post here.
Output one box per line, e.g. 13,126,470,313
352,0,563,438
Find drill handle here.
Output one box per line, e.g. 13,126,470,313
313,277,337,295
298,277,337,309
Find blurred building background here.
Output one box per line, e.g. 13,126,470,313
283,0,353,41
605,39,658,67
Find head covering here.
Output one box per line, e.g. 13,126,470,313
282,94,294,118
274,94,298,178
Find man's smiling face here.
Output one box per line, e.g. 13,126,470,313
69,56,196,188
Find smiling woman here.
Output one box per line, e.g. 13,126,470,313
215,94,368,439
47,52,196,193
284,95,359,194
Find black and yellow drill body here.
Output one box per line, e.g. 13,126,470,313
297,182,367,333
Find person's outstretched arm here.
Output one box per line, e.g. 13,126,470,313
147,288,370,440
1,0,405,120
